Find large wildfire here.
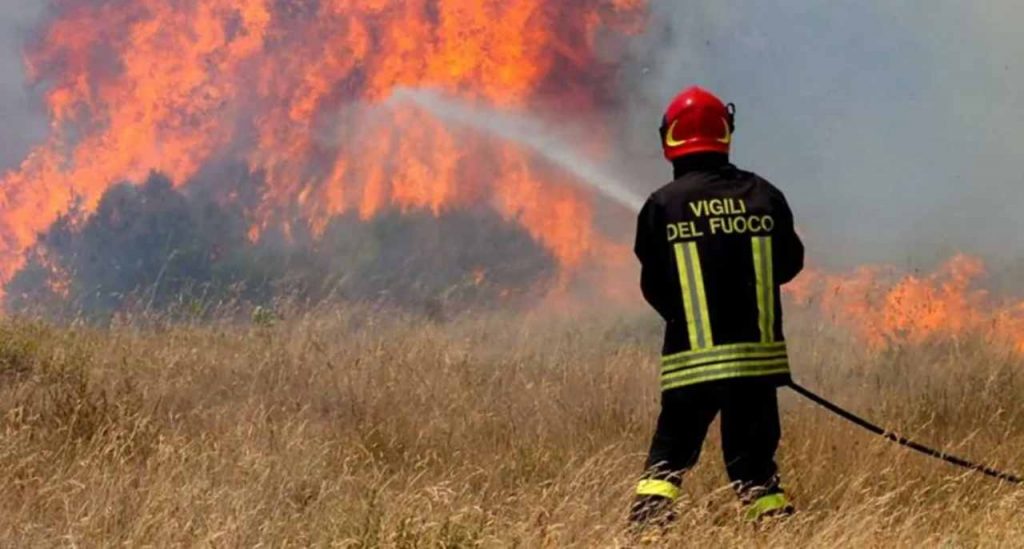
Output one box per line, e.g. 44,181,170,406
2,0,1023,354
1,0,645,300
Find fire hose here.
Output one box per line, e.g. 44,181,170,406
788,382,1023,485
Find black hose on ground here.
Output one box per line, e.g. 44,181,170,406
788,381,1023,486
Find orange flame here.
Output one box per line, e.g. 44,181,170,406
0,0,647,299
787,254,1024,354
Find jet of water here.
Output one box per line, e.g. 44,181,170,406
389,88,645,212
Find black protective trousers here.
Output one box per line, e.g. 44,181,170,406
642,380,783,499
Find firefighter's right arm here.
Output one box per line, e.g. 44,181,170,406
635,197,673,320
771,191,804,285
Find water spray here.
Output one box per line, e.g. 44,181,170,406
388,88,646,211
396,88,1022,487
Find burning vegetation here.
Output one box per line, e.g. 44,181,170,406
788,256,1024,355
5,171,555,319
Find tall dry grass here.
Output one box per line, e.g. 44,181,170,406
0,305,1022,547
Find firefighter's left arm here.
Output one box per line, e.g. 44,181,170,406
771,190,805,285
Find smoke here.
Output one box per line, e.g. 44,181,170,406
618,1,1024,271
0,0,45,171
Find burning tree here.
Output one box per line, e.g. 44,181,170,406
6,171,557,318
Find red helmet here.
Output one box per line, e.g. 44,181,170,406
660,86,736,160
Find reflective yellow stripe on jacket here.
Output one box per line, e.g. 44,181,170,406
663,237,789,391
673,241,713,351
660,341,790,391
752,236,775,343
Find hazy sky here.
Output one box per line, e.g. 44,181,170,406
1,1,1021,270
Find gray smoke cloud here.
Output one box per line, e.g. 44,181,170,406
620,1,1024,271
0,0,46,172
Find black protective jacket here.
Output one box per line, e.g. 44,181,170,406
635,155,804,391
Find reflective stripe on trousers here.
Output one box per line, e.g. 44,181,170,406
635,479,681,500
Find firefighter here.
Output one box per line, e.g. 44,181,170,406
630,86,804,526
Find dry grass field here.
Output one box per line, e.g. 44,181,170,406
1,305,1023,547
